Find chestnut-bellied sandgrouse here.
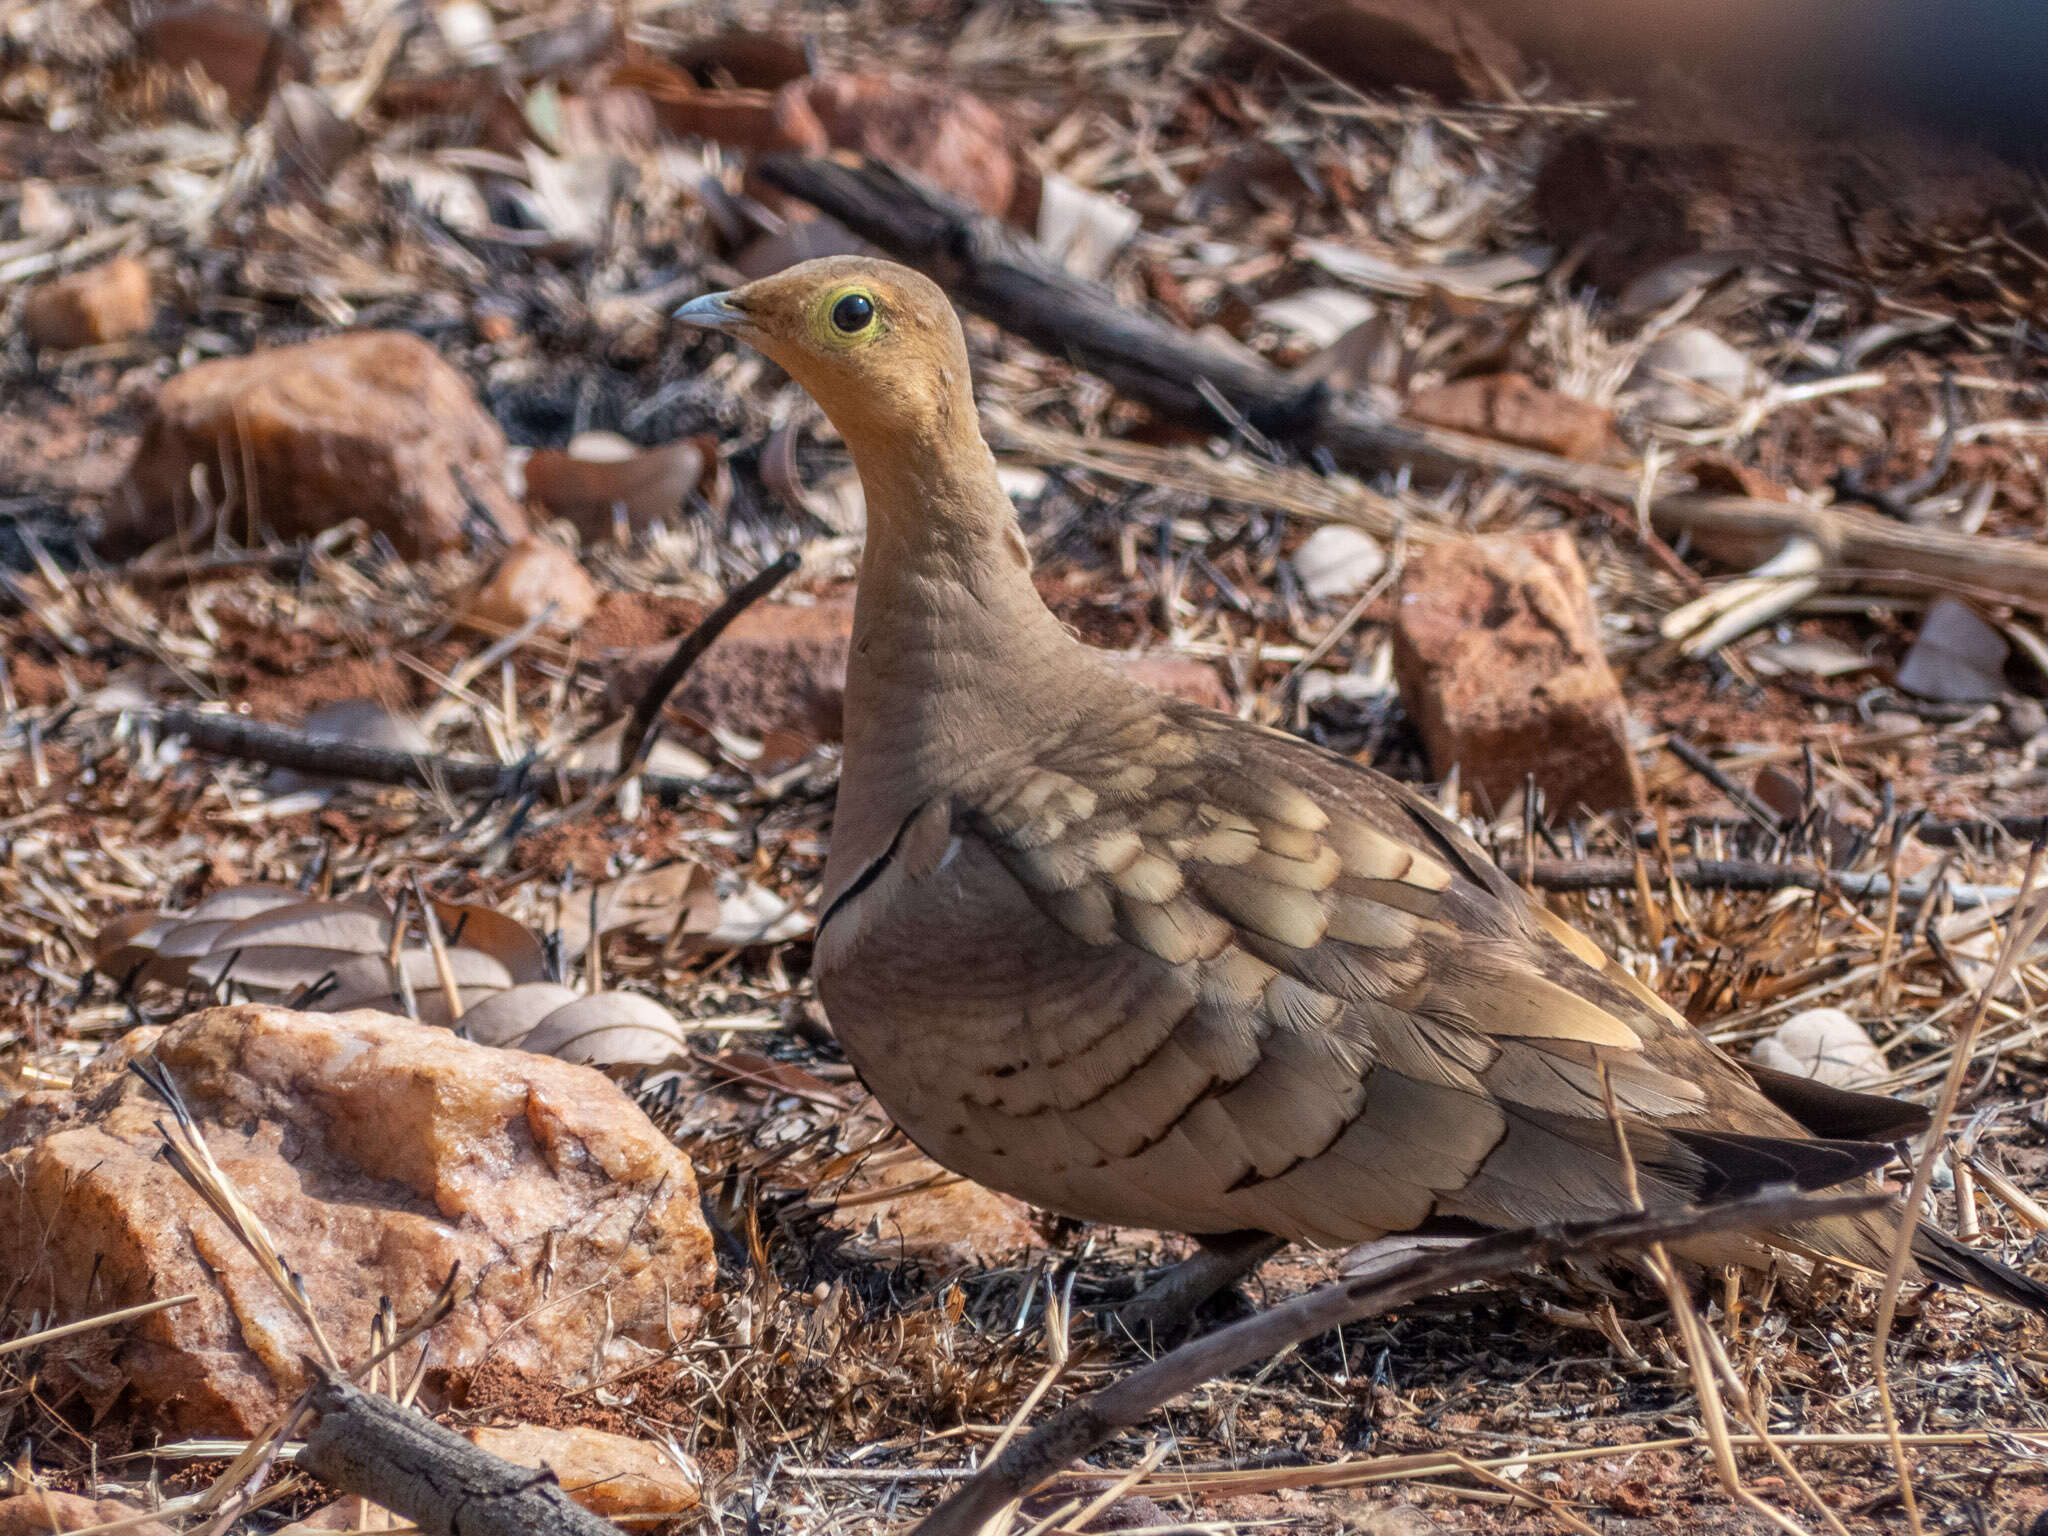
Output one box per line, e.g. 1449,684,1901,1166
676,257,2047,1325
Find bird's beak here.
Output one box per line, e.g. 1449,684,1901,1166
674,290,748,333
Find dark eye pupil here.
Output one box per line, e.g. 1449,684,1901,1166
832,293,874,332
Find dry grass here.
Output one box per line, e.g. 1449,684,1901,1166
4,0,2048,1531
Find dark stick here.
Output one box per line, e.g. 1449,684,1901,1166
616,550,801,777
298,1364,629,1536
1505,854,2012,909
1511,855,1824,895
153,709,708,802
751,155,1658,503
1663,736,1787,833
909,1190,1888,1536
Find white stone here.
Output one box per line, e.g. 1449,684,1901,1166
1291,524,1386,602
1751,1007,1888,1089
1629,325,1759,426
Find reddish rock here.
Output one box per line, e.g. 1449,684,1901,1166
1246,0,1524,102
0,1493,174,1536
459,538,598,636
829,1154,1036,1272
1392,530,1645,816
22,256,153,350
113,331,526,558
625,596,857,744
1405,373,1616,462
779,75,1016,218
466,1424,699,1521
0,1005,716,1434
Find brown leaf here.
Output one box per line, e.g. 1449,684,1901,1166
525,435,719,540
555,863,718,959
454,982,585,1048
520,991,687,1067
431,903,551,985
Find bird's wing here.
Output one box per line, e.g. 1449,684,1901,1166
816,698,1893,1247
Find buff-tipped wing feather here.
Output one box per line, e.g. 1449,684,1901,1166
820,695,1894,1254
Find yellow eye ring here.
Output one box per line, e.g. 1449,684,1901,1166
810,284,884,349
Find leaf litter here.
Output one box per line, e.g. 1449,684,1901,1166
3,0,2048,1532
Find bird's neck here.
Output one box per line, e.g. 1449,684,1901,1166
824,419,1118,898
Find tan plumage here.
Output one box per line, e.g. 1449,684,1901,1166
676,257,2047,1315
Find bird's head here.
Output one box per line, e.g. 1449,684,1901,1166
675,256,975,453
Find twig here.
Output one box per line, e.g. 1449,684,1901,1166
616,550,801,778
0,1294,198,1356
1652,494,2048,612
151,709,712,802
297,1364,626,1536
1597,1064,1818,1536
1498,854,2004,904
1663,737,1786,833
1833,373,1960,520
906,1190,1887,1536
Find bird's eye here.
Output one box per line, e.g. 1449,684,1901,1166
831,292,875,333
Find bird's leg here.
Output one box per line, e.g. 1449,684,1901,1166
1110,1231,1288,1337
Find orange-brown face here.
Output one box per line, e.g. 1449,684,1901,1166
675,256,973,444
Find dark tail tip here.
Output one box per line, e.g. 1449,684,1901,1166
1914,1221,2048,1314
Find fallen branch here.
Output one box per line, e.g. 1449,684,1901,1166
753,155,1655,503
1652,494,2048,613
753,158,2048,617
298,1365,625,1536
149,559,808,802
908,1189,1888,1536
151,708,709,802
1503,854,2013,907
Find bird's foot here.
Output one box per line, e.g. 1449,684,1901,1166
1103,1231,1287,1341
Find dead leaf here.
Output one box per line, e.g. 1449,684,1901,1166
455,982,584,1047
556,862,719,960
1898,597,2008,702
431,902,551,984
308,949,519,1013
525,434,720,539
710,881,812,947
519,991,687,1067
1031,173,1139,280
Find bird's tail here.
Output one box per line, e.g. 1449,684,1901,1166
1771,1203,2048,1315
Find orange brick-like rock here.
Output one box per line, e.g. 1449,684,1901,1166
113,331,526,557
1392,530,1645,816
1405,372,1617,462
22,256,153,349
